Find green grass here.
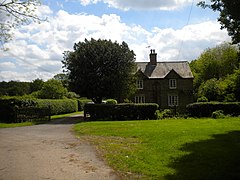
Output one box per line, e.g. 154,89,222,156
0,111,83,128
74,117,240,179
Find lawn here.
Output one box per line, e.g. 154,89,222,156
74,117,240,179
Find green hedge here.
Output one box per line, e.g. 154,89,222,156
0,97,78,123
35,99,78,115
186,102,240,117
77,98,92,111
84,103,159,120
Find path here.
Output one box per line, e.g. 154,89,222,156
0,116,118,180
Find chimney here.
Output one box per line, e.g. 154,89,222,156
149,49,157,65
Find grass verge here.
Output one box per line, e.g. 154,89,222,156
74,117,240,179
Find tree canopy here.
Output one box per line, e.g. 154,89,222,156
0,0,43,46
198,0,240,44
190,42,240,101
62,38,137,103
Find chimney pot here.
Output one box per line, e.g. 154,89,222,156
149,49,157,65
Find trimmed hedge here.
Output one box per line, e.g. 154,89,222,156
186,102,240,117
0,98,78,123
35,99,78,115
84,103,159,120
77,98,92,111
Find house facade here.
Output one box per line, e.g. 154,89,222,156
133,49,194,111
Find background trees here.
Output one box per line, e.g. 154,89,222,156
62,38,136,103
198,0,240,44
190,42,240,102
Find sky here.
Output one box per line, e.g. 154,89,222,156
0,0,231,82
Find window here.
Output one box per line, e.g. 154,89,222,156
135,96,145,103
169,79,177,89
168,95,178,106
137,80,143,89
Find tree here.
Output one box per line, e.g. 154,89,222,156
30,78,44,93
198,0,240,44
53,73,69,89
0,0,43,46
62,38,136,103
38,79,68,99
190,42,240,101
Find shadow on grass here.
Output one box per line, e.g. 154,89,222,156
165,131,240,180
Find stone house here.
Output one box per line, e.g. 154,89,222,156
133,49,194,111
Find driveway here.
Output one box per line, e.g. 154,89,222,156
0,116,118,180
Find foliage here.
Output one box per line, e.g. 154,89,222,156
77,98,92,111
156,109,173,119
74,117,240,179
37,79,68,99
198,0,240,44
197,96,208,102
0,97,78,123
36,99,78,115
30,78,44,93
62,38,137,103
212,110,225,119
105,99,118,104
84,103,159,120
53,73,70,89
0,0,44,46
0,81,31,96
190,43,240,101
186,102,240,117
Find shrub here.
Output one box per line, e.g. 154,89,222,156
187,102,240,117
197,96,208,102
84,103,159,121
212,110,225,119
106,99,117,104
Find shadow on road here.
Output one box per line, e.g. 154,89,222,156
47,115,85,125
165,131,240,180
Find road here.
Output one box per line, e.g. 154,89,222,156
0,116,118,180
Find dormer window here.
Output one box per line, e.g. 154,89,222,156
137,80,143,89
169,79,177,89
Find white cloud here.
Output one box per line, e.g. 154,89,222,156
79,0,192,10
0,7,230,81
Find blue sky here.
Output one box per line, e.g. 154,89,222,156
0,0,231,81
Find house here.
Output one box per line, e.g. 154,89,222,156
133,49,194,111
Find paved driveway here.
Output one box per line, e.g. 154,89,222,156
0,116,118,180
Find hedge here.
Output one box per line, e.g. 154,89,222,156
84,103,159,120
35,99,78,115
186,102,240,117
0,97,78,123
77,98,92,111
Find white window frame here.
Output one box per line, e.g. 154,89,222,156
169,79,177,89
135,96,145,103
136,79,143,89
168,95,178,106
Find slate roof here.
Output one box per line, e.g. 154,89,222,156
136,61,193,79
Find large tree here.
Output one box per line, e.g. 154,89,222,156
62,38,137,103
198,0,240,44
0,0,43,46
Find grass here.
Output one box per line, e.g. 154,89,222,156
0,111,83,128
74,117,240,179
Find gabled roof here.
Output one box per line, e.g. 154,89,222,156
136,61,193,79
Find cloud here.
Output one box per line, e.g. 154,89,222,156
0,7,230,81
79,0,193,10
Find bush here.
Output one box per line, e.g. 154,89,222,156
84,103,159,121
197,96,208,102
212,110,225,119
106,99,117,104
187,102,240,117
